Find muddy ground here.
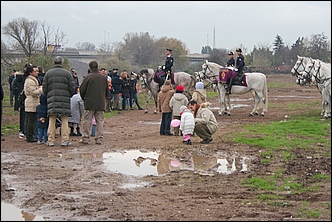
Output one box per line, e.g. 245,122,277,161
1,74,331,221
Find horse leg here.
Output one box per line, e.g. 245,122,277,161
153,94,158,114
256,91,267,116
249,92,260,116
144,91,153,113
216,84,224,116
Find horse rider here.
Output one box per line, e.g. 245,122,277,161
159,48,174,90
226,51,235,67
227,48,245,94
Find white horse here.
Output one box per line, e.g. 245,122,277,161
200,60,268,116
137,68,196,114
291,55,314,86
303,58,331,118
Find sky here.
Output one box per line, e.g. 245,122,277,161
1,1,331,54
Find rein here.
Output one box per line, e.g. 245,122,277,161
140,72,154,92
292,58,306,77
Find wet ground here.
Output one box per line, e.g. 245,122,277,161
1,74,331,221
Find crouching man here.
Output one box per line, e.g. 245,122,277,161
188,100,218,144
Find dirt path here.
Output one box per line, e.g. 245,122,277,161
1,74,331,221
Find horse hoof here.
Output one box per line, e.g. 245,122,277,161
260,113,265,116
218,113,222,116
144,110,148,114
227,113,231,116
153,111,157,114
249,113,254,116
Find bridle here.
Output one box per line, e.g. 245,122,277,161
291,57,306,77
139,71,154,91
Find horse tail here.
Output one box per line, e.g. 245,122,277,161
262,74,268,112
189,74,197,91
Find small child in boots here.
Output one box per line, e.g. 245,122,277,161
179,105,195,145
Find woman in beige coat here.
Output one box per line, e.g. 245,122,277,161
24,65,43,142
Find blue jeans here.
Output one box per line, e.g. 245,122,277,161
38,128,48,142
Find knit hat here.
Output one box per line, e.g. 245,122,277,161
195,82,204,89
165,80,171,85
179,105,187,113
176,85,184,92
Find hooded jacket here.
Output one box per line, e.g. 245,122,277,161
169,92,189,116
158,81,175,113
194,102,218,135
36,94,49,129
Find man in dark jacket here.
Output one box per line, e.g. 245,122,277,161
42,56,76,147
80,60,109,144
111,69,124,110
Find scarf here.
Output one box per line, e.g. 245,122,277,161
193,104,200,118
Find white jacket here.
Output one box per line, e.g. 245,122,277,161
180,109,195,135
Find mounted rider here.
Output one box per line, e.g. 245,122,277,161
159,48,174,91
227,48,245,94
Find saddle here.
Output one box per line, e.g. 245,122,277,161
154,70,175,85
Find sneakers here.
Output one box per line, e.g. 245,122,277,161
61,141,72,146
47,142,55,147
200,138,213,144
37,140,43,145
183,140,192,145
19,131,25,138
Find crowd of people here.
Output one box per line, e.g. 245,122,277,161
2,46,224,145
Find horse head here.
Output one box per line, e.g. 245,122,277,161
291,55,307,77
303,58,317,83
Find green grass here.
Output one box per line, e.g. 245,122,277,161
226,114,330,150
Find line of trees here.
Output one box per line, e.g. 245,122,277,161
1,17,331,81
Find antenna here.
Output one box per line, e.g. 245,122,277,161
207,34,209,46
213,26,215,49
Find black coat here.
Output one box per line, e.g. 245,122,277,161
121,78,130,98
36,94,49,129
111,75,124,94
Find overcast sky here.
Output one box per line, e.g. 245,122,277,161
1,1,331,54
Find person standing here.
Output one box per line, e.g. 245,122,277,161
80,60,109,144
24,65,43,143
158,80,175,136
188,100,218,144
129,72,143,110
71,68,80,94
42,56,76,147
228,48,245,94
36,93,49,145
8,69,16,107
120,71,130,110
68,90,84,136
100,68,113,112
169,85,188,136
37,66,45,85
111,68,123,111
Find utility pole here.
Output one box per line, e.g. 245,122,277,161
213,26,215,49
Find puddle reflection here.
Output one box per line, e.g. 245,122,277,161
27,149,251,177
103,150,251,177
1,202,47,221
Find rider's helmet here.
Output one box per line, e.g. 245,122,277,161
236,48,242,53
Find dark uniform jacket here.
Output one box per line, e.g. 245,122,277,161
111,74,124,94
164,55,174,74
226,58,235,67
236,54,245,73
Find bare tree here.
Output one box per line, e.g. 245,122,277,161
1,17,39,57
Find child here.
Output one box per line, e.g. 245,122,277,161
191,81,207,104
91,115,96,136
68,91,84,136
179,105,195,145
169,84,188,136
35,94,49,145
